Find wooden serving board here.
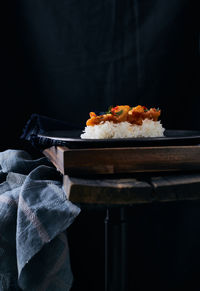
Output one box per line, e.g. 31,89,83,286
44,145,200,175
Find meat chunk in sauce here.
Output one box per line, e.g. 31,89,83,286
86,105,161,126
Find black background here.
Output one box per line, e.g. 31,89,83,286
2,0,200,290
2,0,199,151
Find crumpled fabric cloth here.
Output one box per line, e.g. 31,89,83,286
20,113,80,151
0,150,80,290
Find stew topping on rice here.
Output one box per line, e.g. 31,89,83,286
86,105,161,126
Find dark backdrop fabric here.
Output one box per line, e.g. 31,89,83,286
2,0,200,150
1,1,200,291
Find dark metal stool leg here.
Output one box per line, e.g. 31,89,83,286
105,207,128,291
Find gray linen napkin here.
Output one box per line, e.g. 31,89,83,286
0,150,80,290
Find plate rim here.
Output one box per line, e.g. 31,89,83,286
38,129,200,143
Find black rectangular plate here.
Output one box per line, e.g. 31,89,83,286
37,130,200,149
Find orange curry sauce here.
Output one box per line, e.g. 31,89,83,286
86,105,161,126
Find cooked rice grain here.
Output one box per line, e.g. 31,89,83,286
80,119,165,139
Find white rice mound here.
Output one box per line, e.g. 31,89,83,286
80,119,165,139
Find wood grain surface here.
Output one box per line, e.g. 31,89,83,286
63,175,153,204
44,145,200,175
151,173,200,202
43,146,200,204
63,173,200,204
